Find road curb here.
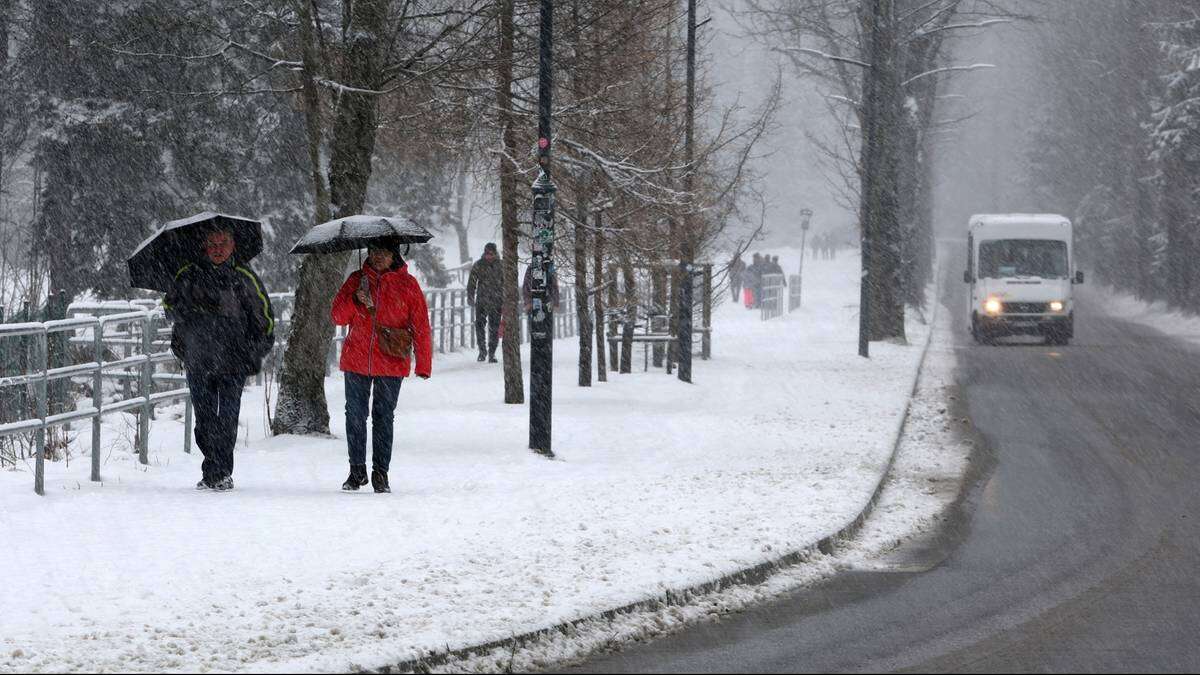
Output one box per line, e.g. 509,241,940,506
385,272,944,675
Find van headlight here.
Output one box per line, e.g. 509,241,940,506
1049,300,1065,312
984,297,1003,315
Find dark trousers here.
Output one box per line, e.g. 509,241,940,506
344,372,404,472
187,373,246,483
474,306,501,356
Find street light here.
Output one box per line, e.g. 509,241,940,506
795,208,813,309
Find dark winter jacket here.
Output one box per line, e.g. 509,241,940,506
165,259,275,377
331,262,433,379
729,256,746,282
742,262,763,289
466,257,504,310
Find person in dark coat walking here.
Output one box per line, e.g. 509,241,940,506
165,228,274,491
771,255,787,287
332,242,433,494
729,252,746,302
466,242,504,363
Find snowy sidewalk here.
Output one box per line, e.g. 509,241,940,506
1,250,931,673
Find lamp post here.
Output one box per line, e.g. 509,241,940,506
796,208,813,308
528,0,555,457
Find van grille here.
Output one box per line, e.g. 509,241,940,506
1004,302,1047,314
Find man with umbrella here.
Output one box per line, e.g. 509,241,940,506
146,215,275,491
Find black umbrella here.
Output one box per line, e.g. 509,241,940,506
289,215,433,255
128,212,263,292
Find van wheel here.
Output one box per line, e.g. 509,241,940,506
971,316,991,345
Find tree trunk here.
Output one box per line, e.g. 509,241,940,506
273,0,387,435
593,211,606,382
497,0,524,404
620,255,635,374
859,0,905,347
453,159,471,264
575,200,592,386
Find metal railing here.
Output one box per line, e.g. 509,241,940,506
0,309,191,496
267,287,578,378
4,286,582,495
760,273,786,320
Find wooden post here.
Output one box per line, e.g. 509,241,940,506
607,263,619,369
594,213,607,382
620,260,635,374
652,267,666,367
702,264,712,360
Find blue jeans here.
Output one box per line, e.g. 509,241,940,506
344,372,404,472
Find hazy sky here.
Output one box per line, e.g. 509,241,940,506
708,1,855,249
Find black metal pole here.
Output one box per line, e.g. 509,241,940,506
678,0,697,383
529,0,556,456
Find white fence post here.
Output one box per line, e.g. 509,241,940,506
34,329,47,496
91,320,103,482
138,314,153,465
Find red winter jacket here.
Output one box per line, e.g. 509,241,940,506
331,263,433,378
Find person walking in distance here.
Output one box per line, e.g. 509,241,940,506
166,227,274,492
331,241,433,493
729,251,746,303
466,242,504,363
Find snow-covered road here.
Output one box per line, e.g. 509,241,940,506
1,249,933,672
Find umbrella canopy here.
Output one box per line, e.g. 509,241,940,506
127,212,264,292
289,215,433,255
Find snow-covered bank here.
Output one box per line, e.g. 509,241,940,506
1087,285,1200,345
2,248,931,673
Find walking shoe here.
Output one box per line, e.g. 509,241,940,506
477,352,487,362
488,354,498,363
342,464,369,491
371,468,391,494
195,479,211,491
211,476,234,492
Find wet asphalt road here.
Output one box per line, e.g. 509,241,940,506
568,259,1200,672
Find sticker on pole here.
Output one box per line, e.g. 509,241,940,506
538,137,550,150
536,227,553,246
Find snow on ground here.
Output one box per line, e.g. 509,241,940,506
1086,285,1200,344
447,266,972,673
2,248,931,673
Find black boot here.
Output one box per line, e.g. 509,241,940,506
342,464,368,491
477,351,486,362
371,468,391,494
488,352,498,363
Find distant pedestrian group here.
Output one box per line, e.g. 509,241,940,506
812,232,840,260
729,251,786,309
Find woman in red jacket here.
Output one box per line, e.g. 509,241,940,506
331,242,433,493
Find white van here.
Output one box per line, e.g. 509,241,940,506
964,214,1084,345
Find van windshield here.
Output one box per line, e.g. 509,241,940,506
978,239,1068,279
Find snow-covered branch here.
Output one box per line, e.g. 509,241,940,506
779,46,871,69
902,63,995,87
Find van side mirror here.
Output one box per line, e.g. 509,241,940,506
963,270,972,284
1074,271,1084,285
